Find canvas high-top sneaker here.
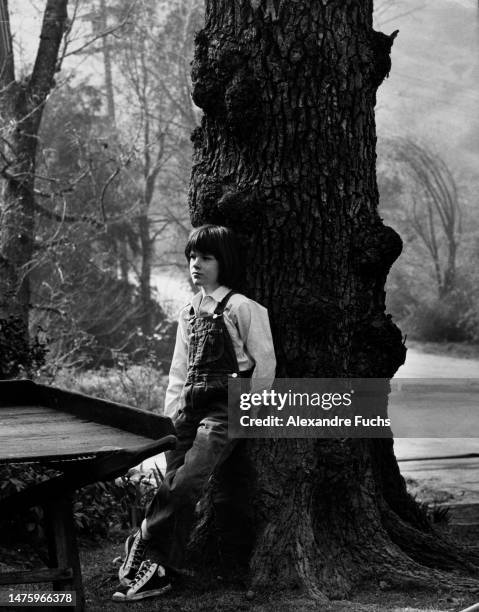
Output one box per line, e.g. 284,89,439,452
113,560,171,601
118,530,149,586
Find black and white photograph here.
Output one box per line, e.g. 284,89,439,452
1,1,479,610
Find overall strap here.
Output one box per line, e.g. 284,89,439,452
214,290,236,315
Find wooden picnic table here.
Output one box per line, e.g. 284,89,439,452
0,379,177,611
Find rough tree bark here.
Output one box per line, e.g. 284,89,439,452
187,0,479,600
0,0,68,328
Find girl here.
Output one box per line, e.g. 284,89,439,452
113,224,276,602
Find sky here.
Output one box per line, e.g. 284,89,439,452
375,0,479,174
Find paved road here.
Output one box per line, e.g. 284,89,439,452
394,347,479,500
396,347,479,378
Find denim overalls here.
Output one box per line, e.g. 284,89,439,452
145,291,251,569
183,289,241,405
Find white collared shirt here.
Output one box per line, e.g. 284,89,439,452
164,286,276,419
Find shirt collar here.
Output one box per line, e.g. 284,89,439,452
191,285,231,313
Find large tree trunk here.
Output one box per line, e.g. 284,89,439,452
188,0,479,600
0,0,68,331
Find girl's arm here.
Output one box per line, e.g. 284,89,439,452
234,300,276,393
164,315,188,419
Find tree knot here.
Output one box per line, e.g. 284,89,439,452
190,177,261,230
370,29,399,88
354,224,402,277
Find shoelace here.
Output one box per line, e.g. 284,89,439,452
131,535,148,564
130,560,153,587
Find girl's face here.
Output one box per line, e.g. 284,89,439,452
189,249,220,293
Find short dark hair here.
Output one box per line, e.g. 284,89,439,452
185,224,244,290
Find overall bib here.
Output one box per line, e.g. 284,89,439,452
145,291,251,569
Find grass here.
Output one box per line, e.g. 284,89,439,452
2,534,472,612
71,474,479,611
80,537,471,611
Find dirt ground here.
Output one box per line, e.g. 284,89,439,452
77,476,479,612
79,535,477,612
2,500,477,612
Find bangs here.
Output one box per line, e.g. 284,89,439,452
185,225,221,258
184,224,245,292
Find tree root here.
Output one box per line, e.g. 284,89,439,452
374,563,479,593
188,437,479,602
380,502,479,573
249,510,331,602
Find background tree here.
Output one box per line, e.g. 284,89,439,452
187,0,479,600
112,0,198,334
27,79,144,367
377,138,477,343
394,139,461,299
0,0,201,370
77,0,202,333
0,0,69,334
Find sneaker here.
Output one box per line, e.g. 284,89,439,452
118,530,149,586
112,560,171,602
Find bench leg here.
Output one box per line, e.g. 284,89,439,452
44,496,85,612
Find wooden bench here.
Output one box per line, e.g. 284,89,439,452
0,379,177,611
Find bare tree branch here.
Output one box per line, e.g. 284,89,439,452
34,200,104,229
63,2,137,58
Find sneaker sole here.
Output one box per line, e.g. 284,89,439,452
124,584,172,601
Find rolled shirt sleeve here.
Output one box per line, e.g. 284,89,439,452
163,315,188,420
233,300,276,393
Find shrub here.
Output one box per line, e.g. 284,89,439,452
0,464,56,545
461,292,479,342
403,292,472,342
0,316,48,379
0,464,163,546
50,363,168,412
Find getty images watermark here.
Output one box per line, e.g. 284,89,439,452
238,388,385,427
227,378,479,438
